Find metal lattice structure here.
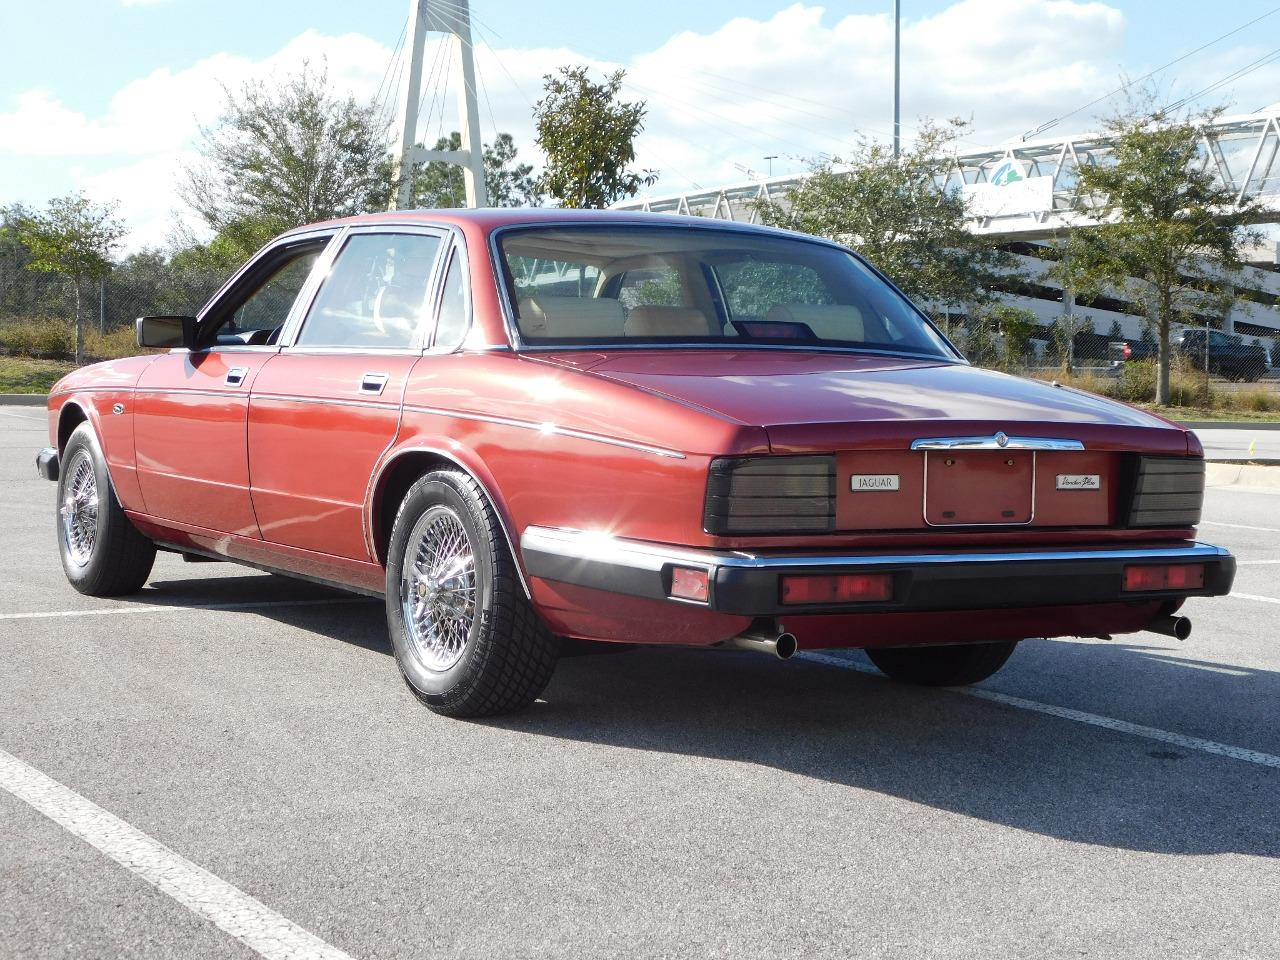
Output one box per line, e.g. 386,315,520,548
614,109,1280,240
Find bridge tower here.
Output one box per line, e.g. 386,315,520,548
390,0,489,210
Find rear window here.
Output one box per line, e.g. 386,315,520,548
498,225,956,359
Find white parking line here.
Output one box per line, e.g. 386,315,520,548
0,746,355,960
1231,592,1280,605
801,652,1280,770
1201,519,1280,533
0,597,374,621
1236,559,1280,564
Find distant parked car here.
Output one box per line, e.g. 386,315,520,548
1175,329,1269,381
36,210,1236,717
1108,338,1158,365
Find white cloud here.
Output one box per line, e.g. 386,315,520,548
5,0,1278,250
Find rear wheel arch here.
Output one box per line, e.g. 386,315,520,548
369,448,529,596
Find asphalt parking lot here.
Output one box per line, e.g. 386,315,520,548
2,404,1279,960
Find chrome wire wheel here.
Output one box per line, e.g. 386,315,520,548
59,450,99,568
399,505,477,672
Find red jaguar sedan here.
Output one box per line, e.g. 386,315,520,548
37,210,1234,716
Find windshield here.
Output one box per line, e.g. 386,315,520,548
497,225,957,359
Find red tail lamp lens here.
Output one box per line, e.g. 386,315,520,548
670,566,710,602
1123,564,1205,592
781,573,892,605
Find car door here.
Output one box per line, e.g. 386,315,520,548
132,232,335,537
247,226,449,560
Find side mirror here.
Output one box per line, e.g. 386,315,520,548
136,315,197,350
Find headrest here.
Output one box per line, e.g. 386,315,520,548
623,305,717,338
518,295,626,338
764,303,865,341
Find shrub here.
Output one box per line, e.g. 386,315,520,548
0,318,74,358
1113,359,1156,403
84,324,139,360
1235,389,1277,413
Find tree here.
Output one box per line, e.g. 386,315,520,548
1052,100,1260,404
757,120,1012,318
412,131,541,208
533,66,656,208
18,194,125,364
182,64,395,265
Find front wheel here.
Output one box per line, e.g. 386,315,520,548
385,470,559,717
57,423,156,596
866,640,1019,687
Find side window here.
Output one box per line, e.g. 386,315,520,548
208,243,325,345
297,232,442,348
433,249,469,350
617,266,683,309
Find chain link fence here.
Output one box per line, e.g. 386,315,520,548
942,308,1280,415
0,255,224,362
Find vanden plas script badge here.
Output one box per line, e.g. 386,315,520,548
1056,474,1101,490
850,474,901,491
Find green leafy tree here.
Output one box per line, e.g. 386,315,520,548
412,131,541,208
757,120,1013,318
18,194,125,363
1052,101,1260,404
534,66,656,208
182,64,395,266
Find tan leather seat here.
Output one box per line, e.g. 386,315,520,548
624,305,717,338
764,303,865,341
518,295,626,338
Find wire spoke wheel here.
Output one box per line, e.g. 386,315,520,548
59,450,99,567
399,505,477,672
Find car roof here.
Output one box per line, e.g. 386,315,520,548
282,206,820,243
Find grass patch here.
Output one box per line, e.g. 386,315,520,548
0,356,75,394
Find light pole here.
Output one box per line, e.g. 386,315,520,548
893,0,901,158
763,155,778,176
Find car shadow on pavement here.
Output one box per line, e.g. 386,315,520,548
489,641,1280,859
133,574,1279,858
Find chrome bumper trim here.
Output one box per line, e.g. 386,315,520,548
521,525,1231,571
519,525,1235,616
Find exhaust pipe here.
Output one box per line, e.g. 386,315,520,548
1148,615,1192,641
717,621,798,660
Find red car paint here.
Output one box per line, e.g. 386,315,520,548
45,209,1224,650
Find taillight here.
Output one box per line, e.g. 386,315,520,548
1126,457,1205,527
669,566,710,602
1123,343,1132,359
781,573,893,604
703,456,835,535
1123,563,1205,592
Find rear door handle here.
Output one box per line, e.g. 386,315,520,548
225,366,249,387
360,372,389,395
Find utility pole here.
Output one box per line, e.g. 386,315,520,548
390,0,489,210
893,0,901,158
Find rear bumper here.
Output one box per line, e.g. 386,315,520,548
520,525,1235,616
36,447,58,482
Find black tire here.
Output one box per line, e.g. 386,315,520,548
56,423,156,596
866,640,1019,687
385,469,558,717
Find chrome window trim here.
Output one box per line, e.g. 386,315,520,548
425,237,474,354
520,525,1230,572
401,403,686,459
486,219,965,361
911,435,1086,451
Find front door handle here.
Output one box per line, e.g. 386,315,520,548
225,366,249,387
360,372,389,395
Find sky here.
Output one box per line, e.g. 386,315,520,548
2,0,1279,251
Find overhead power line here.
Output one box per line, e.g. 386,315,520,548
1016,4,1280,140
